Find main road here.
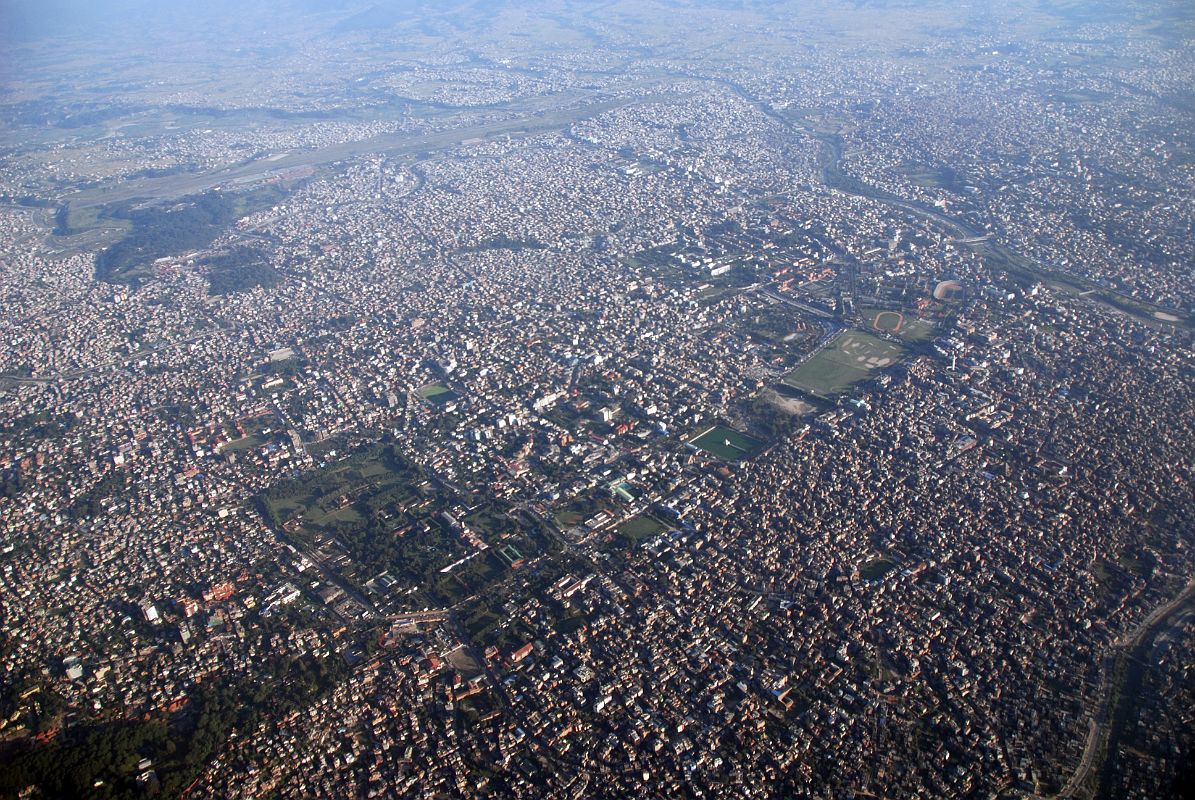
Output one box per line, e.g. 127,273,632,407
1056,576,1195,799
697,72,1190,330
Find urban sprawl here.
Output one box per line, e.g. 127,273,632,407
0,2,1193,799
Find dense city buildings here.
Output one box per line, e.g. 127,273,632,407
0,1,1193,798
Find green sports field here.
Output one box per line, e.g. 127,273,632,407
687,425,765,460
859,557,897,581
862,306,937,343
617,514,668,542
418,382,457,405
783,330,904,397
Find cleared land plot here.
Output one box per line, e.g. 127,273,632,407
688,425,765,460
783,330,904,397
445,646,484,679
765,389,816,417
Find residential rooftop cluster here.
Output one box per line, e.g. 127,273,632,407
1,1,1192,798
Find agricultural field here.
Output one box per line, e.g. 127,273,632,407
783,330,904,397
687,424,765,460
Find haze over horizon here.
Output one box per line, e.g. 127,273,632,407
0,0,1192,798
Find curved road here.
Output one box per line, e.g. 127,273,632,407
705,74,1195,799
1056,576,1195,799
705,74,1189,329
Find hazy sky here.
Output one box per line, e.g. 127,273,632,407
1,0,363,43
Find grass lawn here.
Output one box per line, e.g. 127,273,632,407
872,310,904,333
783,330,904,397
617,514,668,542
552,493,616,529
554,510,583,528
223,433,266,453
65,204,104,231
360,460,394,479
325,506,364,525
466,506,513,537
897,316,936,342
859,558,896,581
418,382,457,405
688,424,765,460
863,308,937,343
1117,552,1147,577
261,444,414,529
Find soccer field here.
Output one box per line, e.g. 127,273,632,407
418,382,457,405
861,305,938,343
783,330,904,397
688,425,765,460
617,515,668,542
